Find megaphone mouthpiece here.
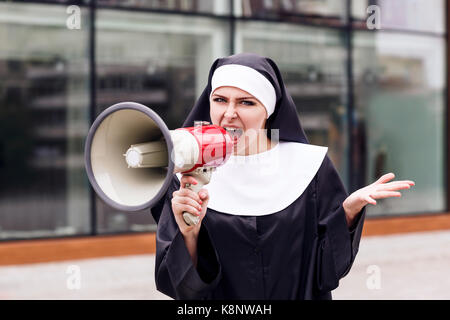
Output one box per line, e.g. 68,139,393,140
124,141,168,168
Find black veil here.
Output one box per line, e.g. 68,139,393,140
182,52,309,144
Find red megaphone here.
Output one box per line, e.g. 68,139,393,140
84,102,237,226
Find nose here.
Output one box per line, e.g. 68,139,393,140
224,101,237,119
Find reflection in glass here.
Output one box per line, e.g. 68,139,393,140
353,31,445,216
95,9,229,233
0,3,91,239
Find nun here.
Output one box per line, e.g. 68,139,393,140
150,52,415,300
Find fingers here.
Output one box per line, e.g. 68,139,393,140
399,180,415,186
364,177,415,206
173,188,202,205
371,191,402,199
172,196,203,212
375,172,395,184
196,189,210,224
382,180,415,187
181,175,198,188
365,195,377,205
173,203,201,217
374,173,416,186
198,188,209,202
171,187,208,220
379,183,412,191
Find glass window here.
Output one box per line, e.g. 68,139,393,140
235,20,350,187
96,0,230,15
353,31,446,216
95,9,230,233
0,2,91,239
236,0,347,24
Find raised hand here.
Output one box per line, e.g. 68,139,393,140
342,173,415,227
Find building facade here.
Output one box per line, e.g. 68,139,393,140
0,0,448,242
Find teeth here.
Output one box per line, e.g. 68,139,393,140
224,127,243,139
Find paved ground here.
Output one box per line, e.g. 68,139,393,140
334,230,450,300
0,230,449,300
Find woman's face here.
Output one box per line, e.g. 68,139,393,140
210,86,270,155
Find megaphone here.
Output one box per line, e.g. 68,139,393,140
84,102,237,226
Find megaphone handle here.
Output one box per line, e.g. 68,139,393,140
182,168,213,226
183,182,204,226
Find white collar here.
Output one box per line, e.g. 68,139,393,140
176,141,328,216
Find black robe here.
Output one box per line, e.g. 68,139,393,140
150,154,365,300
150,53,366,300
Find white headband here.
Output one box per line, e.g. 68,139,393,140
209,64,277,118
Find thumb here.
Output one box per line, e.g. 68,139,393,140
198,189,209,200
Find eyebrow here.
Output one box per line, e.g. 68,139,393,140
212,94,256,100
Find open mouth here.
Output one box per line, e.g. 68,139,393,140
224,127,244,143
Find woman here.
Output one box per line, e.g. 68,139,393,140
150,53,414,300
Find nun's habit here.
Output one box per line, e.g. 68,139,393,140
150,53,366,300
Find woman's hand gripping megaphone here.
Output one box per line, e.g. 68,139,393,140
171,169,212,233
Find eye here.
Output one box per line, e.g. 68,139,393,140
213,97,226,103
240,100,255,106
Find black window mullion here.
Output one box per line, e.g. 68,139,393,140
230,0,235,54
446,0,450,212
88,0,97,236
345,0,356,193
